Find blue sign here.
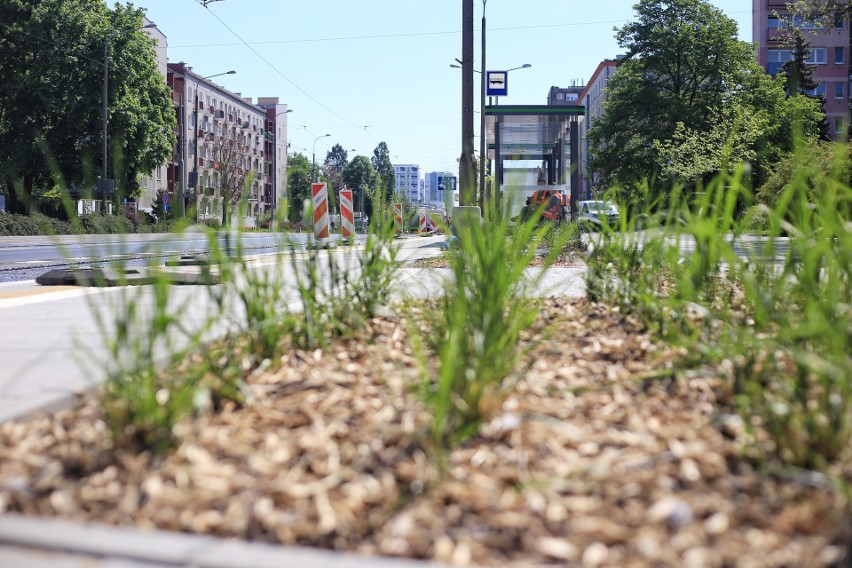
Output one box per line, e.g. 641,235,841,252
487,71,508,97
437,176,457,191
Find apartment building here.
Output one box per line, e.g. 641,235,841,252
257,97,290,217
753,0,850,137
577,59,618,199
136,18,168,210
167,62,270,223
547,83,585,106
394,164,421,203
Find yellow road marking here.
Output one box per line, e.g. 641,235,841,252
0,286,78,301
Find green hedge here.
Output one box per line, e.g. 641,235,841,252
0,212,139,236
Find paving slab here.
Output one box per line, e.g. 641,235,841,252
0,515,445,568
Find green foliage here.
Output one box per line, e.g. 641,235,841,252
757,140,852,206
0,0,175,213
343,155,378,219
286,153,312,223
411,204,570,449
586,152,852,472
371,142,396,203
589,0,824,195
0,212,72,236
93,266,214,454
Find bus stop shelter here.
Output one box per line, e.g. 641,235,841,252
485,105,584,216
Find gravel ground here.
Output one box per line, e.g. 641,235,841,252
0,297,848,567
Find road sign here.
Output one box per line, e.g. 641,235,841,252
437,176,445,191
487,71,508,97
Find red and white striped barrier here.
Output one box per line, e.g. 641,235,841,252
340,189,355,238
311,182,330,240
419,208,428,233
393,203,403,235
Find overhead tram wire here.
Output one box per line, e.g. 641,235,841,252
195,2,373,141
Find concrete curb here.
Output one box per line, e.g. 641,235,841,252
0,514,447,568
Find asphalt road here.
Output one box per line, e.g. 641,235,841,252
0,232,365,283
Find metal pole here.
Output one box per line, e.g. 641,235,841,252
102,39,109,184
479,0,487,211
460,0,475,206
312,133,329,182
177,91,185,218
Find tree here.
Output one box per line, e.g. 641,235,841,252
790,1,850,24
781,29,831,141
213,137,250,227
343,155,378,219
286,152,312,223
589,0,823,195
0,0,174,213
322,144,348,195
371,142,395,202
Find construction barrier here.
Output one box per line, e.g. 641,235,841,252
419,208,428,233
340,189,355,238
312,182,330,240
393,202,403,235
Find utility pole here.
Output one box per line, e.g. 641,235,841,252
460,0,475,206
479,0,488,210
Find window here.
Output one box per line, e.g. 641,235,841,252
835,81,845,99
807,82,827,98
805,47,827,64
836,47,845,64
834,117,846,134
767,48,793,75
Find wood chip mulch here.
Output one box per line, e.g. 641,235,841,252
0,297,848,567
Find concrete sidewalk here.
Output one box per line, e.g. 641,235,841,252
0,237,587,567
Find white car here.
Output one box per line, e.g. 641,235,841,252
578,200,620,228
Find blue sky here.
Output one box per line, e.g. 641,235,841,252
132,0,751,174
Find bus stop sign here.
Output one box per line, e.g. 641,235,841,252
487,71,508,97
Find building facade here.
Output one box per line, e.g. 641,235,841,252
394,164,421,203
136,19,168,210
547,83,585,106
167,63,271,223
257,97,289,220
753,0,850,138
578,60,618,199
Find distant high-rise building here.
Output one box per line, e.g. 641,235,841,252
753,0,850,138
394,164,421,202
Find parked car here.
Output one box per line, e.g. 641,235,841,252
578,200,620,229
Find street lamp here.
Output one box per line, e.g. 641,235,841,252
101,23,156,212
190,70,235,218
480,0,487,210
312,133,330,182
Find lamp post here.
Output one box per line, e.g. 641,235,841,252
190,70,235,219
101,23,155,212
480,0,488,209
312,133,330,182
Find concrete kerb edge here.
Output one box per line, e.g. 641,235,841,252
0,514,447,568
